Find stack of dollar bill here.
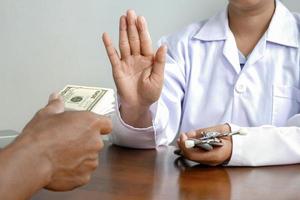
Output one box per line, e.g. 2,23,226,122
60,85,115,116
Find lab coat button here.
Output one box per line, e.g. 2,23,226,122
235,84,246,93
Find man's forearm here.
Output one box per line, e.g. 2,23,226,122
0,138,51,200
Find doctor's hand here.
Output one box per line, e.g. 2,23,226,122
102,10,167,127
177,124,232,166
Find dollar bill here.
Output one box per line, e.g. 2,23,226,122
60,85,115,116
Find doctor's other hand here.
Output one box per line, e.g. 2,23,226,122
177,124,232,166
102,10,167,127
17,94,112,191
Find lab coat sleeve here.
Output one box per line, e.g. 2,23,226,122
109,97,156,149
109,37,186,149
227,114,300,166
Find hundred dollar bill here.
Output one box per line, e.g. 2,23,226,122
60,85,115,116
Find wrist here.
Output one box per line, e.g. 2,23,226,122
11,133,53,187
119,104,152,128
0,134,53,199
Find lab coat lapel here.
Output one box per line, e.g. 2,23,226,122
223,31,241,74
194,9,241,74
246,0,299,66
247,35,266,66
266,0,299,48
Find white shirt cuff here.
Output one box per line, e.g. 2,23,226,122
226,123,245,166
109,96,157,149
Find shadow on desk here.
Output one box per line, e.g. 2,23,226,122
32,143,300,200
174,157,231,200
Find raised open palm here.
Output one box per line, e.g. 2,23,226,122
102,10,166,114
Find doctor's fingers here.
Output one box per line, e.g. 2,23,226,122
185,130,203,138
126,10,141,55
119,15,130,59
137,15,153,56
178,140,222,166
194,124,231,136
102,33,121,72
151,45,167,80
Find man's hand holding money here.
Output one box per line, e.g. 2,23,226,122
0,94,112,199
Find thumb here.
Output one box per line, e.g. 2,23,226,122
178,132,188,150
180,132,188,142
48,92,60,103
44,93,65,115
186,130,202,139
151,45,167,78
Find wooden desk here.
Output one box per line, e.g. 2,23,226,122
32,143,300,200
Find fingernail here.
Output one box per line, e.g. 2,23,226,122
49,92,59,102
127,9,135,16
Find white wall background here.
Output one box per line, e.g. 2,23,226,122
0,0,299,132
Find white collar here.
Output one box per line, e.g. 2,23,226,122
193,8,229,41
193,0,299,48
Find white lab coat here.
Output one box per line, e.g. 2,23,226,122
110,0,300,166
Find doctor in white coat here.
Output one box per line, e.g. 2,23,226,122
103,0,300,166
